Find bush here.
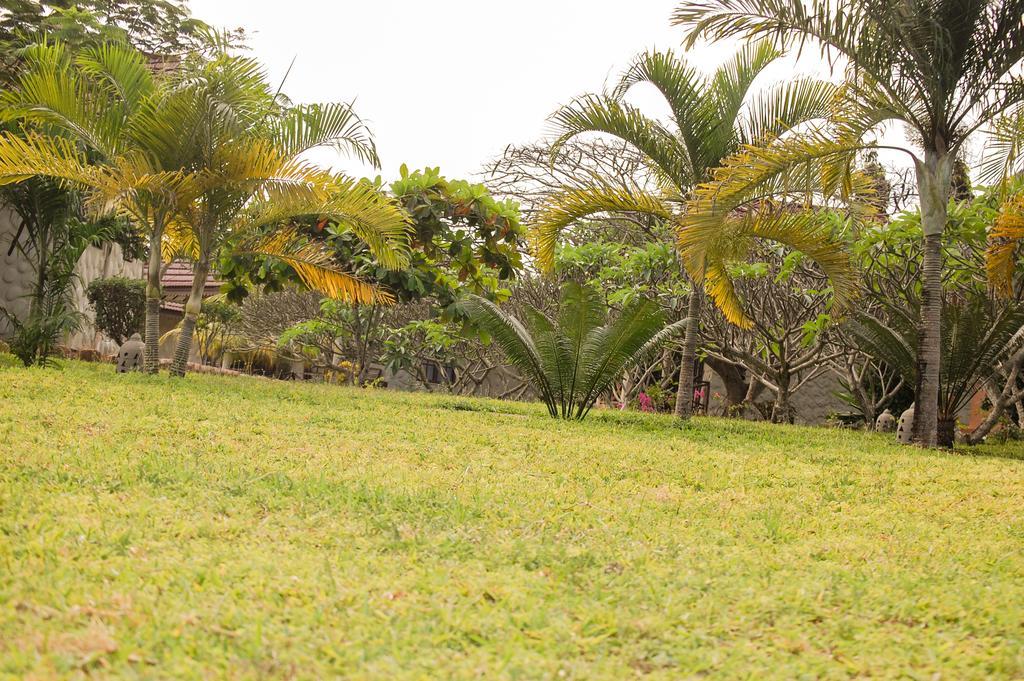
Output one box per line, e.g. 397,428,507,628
86,277,146,344
2,308,81,367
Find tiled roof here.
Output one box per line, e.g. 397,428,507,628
144,261,223,311
161,261,221,293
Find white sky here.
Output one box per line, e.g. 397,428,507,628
188,1,773,180
189,1,911,183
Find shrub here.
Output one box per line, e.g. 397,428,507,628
86,277,146,344
2,308,81,367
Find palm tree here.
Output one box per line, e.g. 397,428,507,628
162,51,410,376
672,0,1024,446
531,43,841,419
0,41,203,373
461,282,689,420
0,42,410,377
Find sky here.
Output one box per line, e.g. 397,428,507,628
188,0,797,181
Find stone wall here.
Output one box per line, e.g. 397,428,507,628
706,366,848,425
0,207,144,353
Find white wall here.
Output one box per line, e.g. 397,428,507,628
0,207,144,352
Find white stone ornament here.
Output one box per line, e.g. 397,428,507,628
896,406,915,444
875,408,896,432
116,333,145,373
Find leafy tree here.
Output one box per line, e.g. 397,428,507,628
1,0,217,83
673,0,1024,446
85,275,145,343
700,246,839,423
846,189,1024,444
0,41,409,377
531,43,845,419
229,166,525,385
849,296,1024,447
461,282,688,420
0,41,207,372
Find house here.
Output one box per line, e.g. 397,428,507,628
144,261,223,360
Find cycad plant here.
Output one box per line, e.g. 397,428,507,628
672,0,1024,446
461,282,689,420
847,296,1024,447
531,43,844,419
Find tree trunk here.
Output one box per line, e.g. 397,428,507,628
169,258,209,378
673,290,701,419
771,370,792,424
912,153,952,448
143,230,163,375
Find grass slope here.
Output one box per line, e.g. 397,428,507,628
1,359,1023,679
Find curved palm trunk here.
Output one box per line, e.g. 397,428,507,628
169,258,209,378
143,228,164,374
673,289,701,419
913,153,952,448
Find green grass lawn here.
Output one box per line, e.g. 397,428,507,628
1,358,1023,679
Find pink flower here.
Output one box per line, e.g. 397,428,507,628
637,392,655,413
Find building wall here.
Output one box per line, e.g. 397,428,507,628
0,207,144,353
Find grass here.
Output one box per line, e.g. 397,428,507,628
1,359,1023,679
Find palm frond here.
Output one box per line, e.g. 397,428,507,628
235,226,391,305
741,77,838,146
610,50,709,174
530,182,676,272
271,102,380,168
74,42,155,115
987,193,1024,295
680,206,860,328
980,105,1024,185
459,295,556,415
575,297,680,418
548,94,693,190
0,131,100,187
1,41,129,158
243,175,411,270
523,305,574,417
709,39,785,148
557,282,607,415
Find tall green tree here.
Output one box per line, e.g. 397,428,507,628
531,43,844,419
0,1,215,84
672,0,1024,446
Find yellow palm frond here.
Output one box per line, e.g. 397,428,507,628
680,207,859,328
548,94,692,192
530,182,676,272
236,226,393,305
987,194,1024,295
0,132,95,186
201,139,337,205
163,214,201,262
244,175,411,270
